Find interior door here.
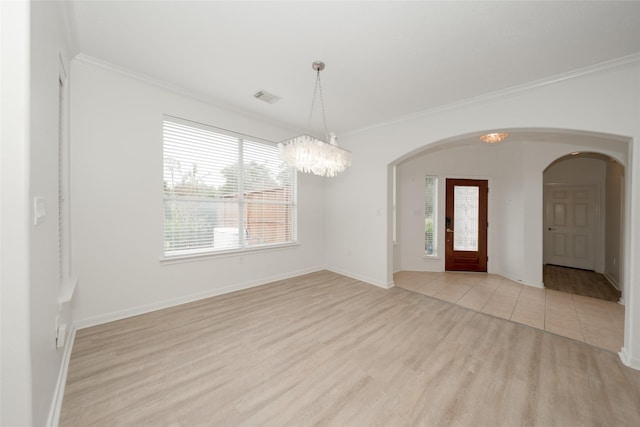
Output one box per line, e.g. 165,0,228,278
445,179,488,272
544,185,596,270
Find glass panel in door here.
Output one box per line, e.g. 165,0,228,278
445,179,488,272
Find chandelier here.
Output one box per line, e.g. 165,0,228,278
278,61,351,177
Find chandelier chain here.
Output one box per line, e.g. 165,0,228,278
278,60,351,177
306,68,330,143
317,71,329,142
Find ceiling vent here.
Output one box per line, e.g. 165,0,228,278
254,90,280,104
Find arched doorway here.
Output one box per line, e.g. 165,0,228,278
391,129,630,354
542,152,625,303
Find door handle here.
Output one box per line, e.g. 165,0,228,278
548,227,556,231
446,228,454,233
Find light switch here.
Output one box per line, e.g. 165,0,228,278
33,197,46,225
56,323,67,348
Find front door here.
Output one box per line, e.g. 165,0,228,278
544,185,596,270
445,179,488,272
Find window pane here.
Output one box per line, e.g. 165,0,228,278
242,139,294,249
243,139,292,195
425,176,437,256
245,202,294,246
163,117,296,257
164,198,241,253
453,185,479,251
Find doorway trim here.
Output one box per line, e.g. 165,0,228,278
543,183,599,271
444,178,489,272
388,128,634,369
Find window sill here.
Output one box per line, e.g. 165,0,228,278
58,276,78,304
160,242,300,265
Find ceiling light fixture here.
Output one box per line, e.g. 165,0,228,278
479,132,509,144
278,61,351,177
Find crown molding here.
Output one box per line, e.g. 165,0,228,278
73,54,306,136
74,50,640,139
344,52,640,137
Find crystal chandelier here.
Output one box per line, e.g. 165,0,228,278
279,61,351,177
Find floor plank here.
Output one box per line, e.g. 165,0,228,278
60,271,640,426
395,270,624,353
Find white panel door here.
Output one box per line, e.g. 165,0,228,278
544,185,596,270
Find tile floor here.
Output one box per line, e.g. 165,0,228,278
393,271,625,353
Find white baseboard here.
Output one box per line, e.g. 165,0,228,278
603,273,620,290
325,266,393,289
398,265,442,273
499,271,544,288
74,266,324,329
47,325,76,427
395,268,544,289
619,347,640,371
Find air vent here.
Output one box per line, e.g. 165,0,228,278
254,90,280,104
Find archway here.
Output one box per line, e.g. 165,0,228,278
542,152,625,303
391,128,630,353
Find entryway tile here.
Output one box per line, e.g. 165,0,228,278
394,271,624,353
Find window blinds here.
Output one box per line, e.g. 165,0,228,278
163,117,296,257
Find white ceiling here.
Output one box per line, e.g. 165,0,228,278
66,1,640,136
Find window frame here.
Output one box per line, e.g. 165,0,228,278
57,53,77,303
161,115,297,262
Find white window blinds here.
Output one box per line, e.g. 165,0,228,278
163,117,296,257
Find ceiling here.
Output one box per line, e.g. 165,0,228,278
410,128,631,161
66,1,640,136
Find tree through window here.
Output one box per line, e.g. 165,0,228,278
163,117,296,257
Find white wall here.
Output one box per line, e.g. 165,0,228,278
1,1,73,425
70,59,327,325
605,160,624,288
1,2,33,425
30,2,74,425
543,156,607,273
396,142,623,287
397,144,511,275
325,59,640,368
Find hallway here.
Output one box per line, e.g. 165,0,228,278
394,271,624,353
543,264,621,302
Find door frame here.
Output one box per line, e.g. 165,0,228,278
543,183,604,272
444,178,489,272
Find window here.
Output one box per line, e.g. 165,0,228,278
425,176,438,256
453,185,479,251
163,116,296,258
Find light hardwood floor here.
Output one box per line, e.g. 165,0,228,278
60,271,640,426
